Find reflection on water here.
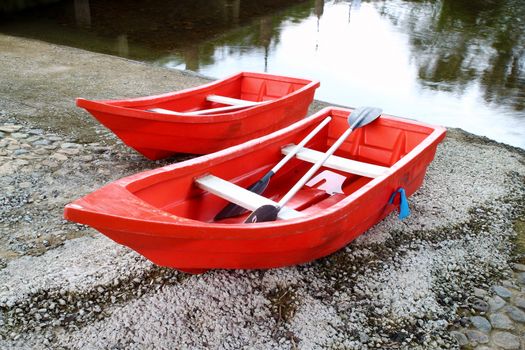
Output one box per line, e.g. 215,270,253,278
1,0,524,148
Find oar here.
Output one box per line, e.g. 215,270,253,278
214,116,332,221
245,106,382,223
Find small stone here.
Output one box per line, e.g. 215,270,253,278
515,296,525,309
469,316,491,333
517,272,525,285
0,131,4,138
13,149,29,156
60,142,81,149
465,329,489,344
502,280,519,289
513,263,525,271
58,299,66,306
473,288,488,298
0,125,22,133
489,313,514,330
32,139,50,146
26,135,40,142
506,305,525,322
489,295,507,312
492,331,521,349
59,148,80,155
27,129,43,135
493,286,513,299
51,153,68,161
93,305,102,313
48,136,62,142
470,298,489,312
19,181,32,189
42,160,59,168
11,132,28,139
450,331,468,346
97,286,104,294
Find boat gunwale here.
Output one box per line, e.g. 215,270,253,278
76,71,320,123
64,107,446,240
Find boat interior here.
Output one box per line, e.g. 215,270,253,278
115,73,311,115
128,110,434,224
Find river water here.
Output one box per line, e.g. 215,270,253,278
1,0,524,148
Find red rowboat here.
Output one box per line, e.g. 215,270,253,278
64,107,446,274
76,72,319,160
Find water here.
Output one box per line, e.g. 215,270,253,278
1,0,524,148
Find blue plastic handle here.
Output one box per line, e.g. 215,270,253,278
388,188,410,220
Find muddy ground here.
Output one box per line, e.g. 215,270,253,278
1,35,524,349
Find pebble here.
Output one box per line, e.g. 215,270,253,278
492,331,521,350
19,182,32,189
513,263,525,272
13,149,29,156
0,131,4,138
517,272,525,285
464,329,489,344
514,296,525,309
488,295,506,312
59,148,80,155
32,139,51,146
0,125,22,133
51,153,68,161
11,132,28,139
450,331,468,346
492,286,513,299
48,136,62,141
470,298,489,312
60,142,81,149
26,135,40,143
42,160,59,168
505,306,525,323
27,129,44,135
473,288,488,298
469,316,491,333
80,155,93,162
489,313,514,330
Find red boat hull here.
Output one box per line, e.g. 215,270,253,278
65,107,446,273
77,72,319,160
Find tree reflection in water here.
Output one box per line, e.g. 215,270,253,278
376,0,525,111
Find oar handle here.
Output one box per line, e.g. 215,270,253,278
270,116,332,174
278,125,355,207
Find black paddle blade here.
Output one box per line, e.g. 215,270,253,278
244,205,280,224
214,171,274,221
348,106,382,129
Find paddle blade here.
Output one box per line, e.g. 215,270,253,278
348,106,382,129
245,205,280,224
214,171,273,221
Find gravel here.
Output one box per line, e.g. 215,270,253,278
1,121,522,349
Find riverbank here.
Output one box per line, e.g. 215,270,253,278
0,34,524,349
